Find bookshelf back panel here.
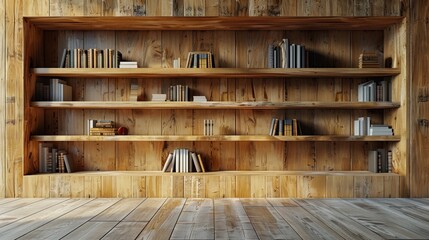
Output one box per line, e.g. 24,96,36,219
42,30,384,68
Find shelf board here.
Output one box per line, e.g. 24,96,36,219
31,101,401,110
30,135,401,142
31,68,400,78
25,16,403,31
25,170,399,177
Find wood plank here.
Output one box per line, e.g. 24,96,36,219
244,205,301,239
0,198,67,228
18,198,120,240
31,100,401,110
0,198,43,215
326,175,354,198
214,198,258,239
274,204,343,239
136,198,186,239
296,175,326,198
26,16,404,30
0,0,6,198
61,222,118,240
123,198,166,222
296,199,385,240
102,222,148,240
0,198,19,205
30,134,402,142
91,198,144,221
321,198,426,239
32,67,401,78
0,199,93,240
171,199,214,239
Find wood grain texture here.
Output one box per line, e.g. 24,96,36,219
0,0,6,198
409,0,428,197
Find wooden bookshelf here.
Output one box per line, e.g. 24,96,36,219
30,135,401,142
31,101,400,110
23,16,407,198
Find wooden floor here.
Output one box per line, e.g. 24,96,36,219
0,198,428,239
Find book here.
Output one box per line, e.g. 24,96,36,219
197,153,205,172
368,150,378,173
191,152,202,172
162,153,174,172
64,154,72,173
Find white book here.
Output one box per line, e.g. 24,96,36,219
368,150,378,172
175,149,180,173
162,153,174,172
354,120,360,136
366,117,371,136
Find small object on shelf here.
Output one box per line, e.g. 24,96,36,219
270,117,300,136
119,61,138,68
268,39,308,68
368,149,391,173
168,85,189,101
152,94,167,101
88,120,117,136
359,52,381,68
117,127,128,135
354,117,393,136
129,82,139,101
173,58,181,68
193,96,207,102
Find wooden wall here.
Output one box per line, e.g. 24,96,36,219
2,0,424,198
410,0,429,197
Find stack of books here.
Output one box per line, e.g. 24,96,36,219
268,39,308,68
88,120,117,136
119,61,138,68
38,143,72,173
358,52,381,68
269,118,301,136
368,149,392,173
162,149,206,173
129,82,139,101
152,94,167,101
186,51,215,68
60,48,122,68
354,117,394,136
204,120,214,136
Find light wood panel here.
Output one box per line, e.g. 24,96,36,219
0,0,6,197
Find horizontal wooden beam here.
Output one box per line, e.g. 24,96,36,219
32,68,400,78
30,135,401,142
24,16,404,31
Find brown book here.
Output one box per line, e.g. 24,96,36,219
197,153,205,172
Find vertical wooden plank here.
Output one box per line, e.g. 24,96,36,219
410,0,428,197
297,0,327,16
354,0,385,16
280,175,297,197
266,175,281,198
70,175,85,198
219,0,236,16
205,0,219,16
326,175,354,198
84,175,102,198
219,175,236,198
384,0,401,16
173,0,184,16
22,176,50,197
132,176,146,197
354,176,384,198
236,175,251,198
248,0,267,16
206,175,220,198
326,0,353,16
50,0,85,16
146,175,162,197
116,175,133,197
184,0,205,16
0,0,6,197
297,175,326,198
384,175,399,198
184,175,205,198
251,175,266,197
101,175,116,197
6,0,25,197
50,175,71,197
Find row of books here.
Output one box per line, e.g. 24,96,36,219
39,143,72,173
354,117,394,136
162,149,206,173
359,52,381,68
269,118,301,136
368,149,392,173
358,80,391,102
88,120,116,136
204,119,214,136
60,48,122,68
186,51,215,68
36,78,72,101
268,39,308,68
168,85,189,101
